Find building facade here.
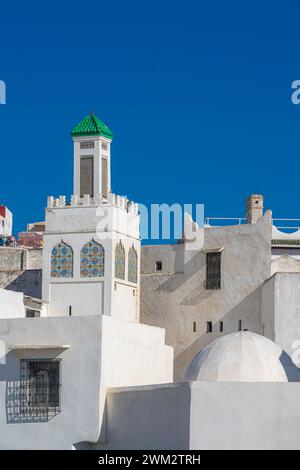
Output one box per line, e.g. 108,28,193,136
0,115,300,449
0,205,12,237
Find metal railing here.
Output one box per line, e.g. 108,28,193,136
205,217,300,231
205,217,246,226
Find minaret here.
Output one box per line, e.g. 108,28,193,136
71,113,113,198
42,114,140,321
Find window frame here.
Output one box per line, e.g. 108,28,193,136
20,358,61,413
205,252,221,289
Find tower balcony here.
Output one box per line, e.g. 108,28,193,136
47,193,139,215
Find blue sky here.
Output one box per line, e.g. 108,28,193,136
1,1,300,239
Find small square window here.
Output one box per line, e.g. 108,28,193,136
206,321,212,333
80,141,94,149
155,261,162,271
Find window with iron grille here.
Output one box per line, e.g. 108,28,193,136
20,359,61,413
80,141,94,149
206,252,221,289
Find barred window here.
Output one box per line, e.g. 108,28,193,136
128,245,137,284
115,241,125,280
20,359,61,412
80,239,104,277
206,252,221,289
51,242,73,278
80,141,94,149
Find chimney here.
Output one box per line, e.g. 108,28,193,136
246,194,263,224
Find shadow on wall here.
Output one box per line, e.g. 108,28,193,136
174,285,264,380
74,383,192,450
0,351,60,424
157,248,214,305
279,351,300,382
5,270,42,299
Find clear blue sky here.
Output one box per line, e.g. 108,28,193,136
1,1,300,238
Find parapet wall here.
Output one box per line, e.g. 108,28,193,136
47,192,139,215
0,247,43,272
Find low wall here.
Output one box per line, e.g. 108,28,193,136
90,381,300,450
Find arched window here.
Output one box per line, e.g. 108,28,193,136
51,242,73,278
115,241,125,280
128,245,138,284
80,239,105,277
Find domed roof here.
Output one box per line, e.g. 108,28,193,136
185,331,300,383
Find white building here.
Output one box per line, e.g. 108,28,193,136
0,205,12,237
0,114,173,450
0,114,300,449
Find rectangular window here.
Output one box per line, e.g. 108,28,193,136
80,156,94,197
206,321,212,333
102,158,108,198
219,321,223,332
80,141,94,149
238,320,242,331
193,321,196,332
102,141,108,151
155,261,162,271
206,252,221,289
20,359,61,412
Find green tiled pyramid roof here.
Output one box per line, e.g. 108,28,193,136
71,114,113,139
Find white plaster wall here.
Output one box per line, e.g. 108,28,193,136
271,255,300,274
42,231,112,316
273,273,300,361
189,382,300,450
43,204,140,321
90,383,190,450
261,274,275,340
49,282,103,316
113,282,136,321
89,381,300,450
0,289,25,319
140,214,272,380
0,315,173,449
101,316,173,389
0,316,103,449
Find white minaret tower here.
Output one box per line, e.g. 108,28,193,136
42,114,140,321
72,113,112,198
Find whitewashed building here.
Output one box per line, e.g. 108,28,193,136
0,114,300,449
0,114,173,450
0,205,12,237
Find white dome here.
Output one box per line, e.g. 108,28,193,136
185,331,300,382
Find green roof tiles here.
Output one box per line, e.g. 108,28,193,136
71,114,113,139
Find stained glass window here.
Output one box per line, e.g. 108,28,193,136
128,245,137,284
115,241,125,280
51,242,73,278
80,239,104,277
